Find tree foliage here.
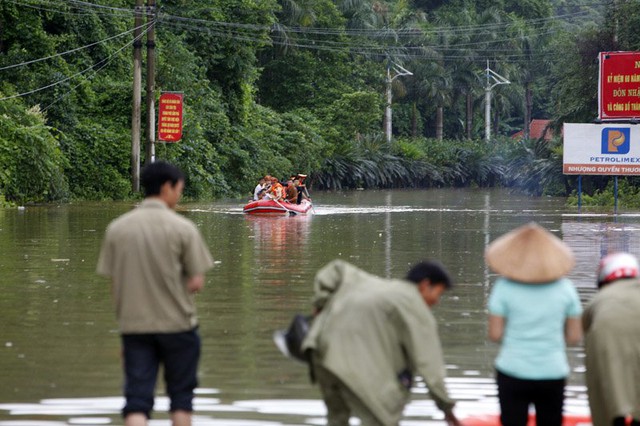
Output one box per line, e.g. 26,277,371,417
0,0,625,203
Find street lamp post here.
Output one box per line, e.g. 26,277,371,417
484,61,510,142
385,62,413,143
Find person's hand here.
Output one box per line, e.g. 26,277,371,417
444,410,462,426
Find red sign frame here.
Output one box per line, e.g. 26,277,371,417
158,92,184,142
599,51,640,121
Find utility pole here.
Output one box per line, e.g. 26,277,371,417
131,0,144,192
384,62,412,143
145,0,157,164
484,61,510,142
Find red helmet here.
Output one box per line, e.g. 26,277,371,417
597,252,639,287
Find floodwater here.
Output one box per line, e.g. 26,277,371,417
0,188,636,425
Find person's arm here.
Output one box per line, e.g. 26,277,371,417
445,411,462,426
182,226,214,293
564,279,583,345
400,305,456,416
488,314,505,342
187,274,205,293
564,316,582,345
582,303,593,333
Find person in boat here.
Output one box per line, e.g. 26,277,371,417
302,259,462,426
583,252,640,426
264,176,285,201
253,177,267,201
294,174,310,204
485,222,583,426
285,179,298,203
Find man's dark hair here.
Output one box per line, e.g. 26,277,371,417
140,161,185,197
406,260,453,288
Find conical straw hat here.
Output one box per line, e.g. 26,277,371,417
485,222,575,284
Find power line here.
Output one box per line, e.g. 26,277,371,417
0,21,153,71
65,0,133,14
6,0,134,18
4,0,95,16
159,8,595,37
5,0,599,61
159,17,566,62
0,22,153,102
1,0,607,96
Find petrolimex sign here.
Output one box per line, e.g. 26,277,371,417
563,123,640,175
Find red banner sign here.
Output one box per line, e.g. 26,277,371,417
599,51,640,120
158,92,184,142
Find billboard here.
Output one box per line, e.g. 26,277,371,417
599,51,640,120
158,92,184,142
563,123,640,175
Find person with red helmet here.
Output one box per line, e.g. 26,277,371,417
583,252,640,426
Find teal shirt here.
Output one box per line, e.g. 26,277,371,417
488,277,582,380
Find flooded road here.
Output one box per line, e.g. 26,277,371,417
1,188,636,425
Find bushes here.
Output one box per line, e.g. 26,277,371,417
312,135,570,195
0,98,68,204
60,121,131,200
497,137,567,196
567,178,640,209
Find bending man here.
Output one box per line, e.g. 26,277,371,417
302,259,461,426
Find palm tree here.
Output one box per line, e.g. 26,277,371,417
506,15,554,139
429,5,505,140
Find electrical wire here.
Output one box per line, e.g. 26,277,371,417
159,16,567,62
159,8,597,37
40,20,154,111
4,0,95,16
6,0,135,18
1,0,607,90
6,0,602,60
155,5,599,62
65,0,133,14
0,21,153,71
0,21,153,102
7,0,605,38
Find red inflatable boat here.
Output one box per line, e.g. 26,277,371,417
243,199,313,215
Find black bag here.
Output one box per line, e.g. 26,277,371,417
273,314,311,363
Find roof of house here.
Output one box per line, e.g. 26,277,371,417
511,119,556,141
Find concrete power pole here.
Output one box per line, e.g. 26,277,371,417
145,0,157,164
384,62,412,143
484,61,510,142
131,0,144,192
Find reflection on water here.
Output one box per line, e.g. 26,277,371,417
0,379,590,425
245,215,312,285
1,189,637,425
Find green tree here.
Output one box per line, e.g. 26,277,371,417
0,97,68,203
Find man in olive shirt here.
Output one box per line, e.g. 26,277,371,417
302,259,461,426
97,161,214,426
584,252,640,426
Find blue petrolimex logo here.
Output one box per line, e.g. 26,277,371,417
602,128,631,154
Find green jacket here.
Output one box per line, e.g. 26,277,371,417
583,278,640,426
302,260,455,424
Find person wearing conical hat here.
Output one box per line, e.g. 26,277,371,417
485,222,583,426
583,252,640,426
